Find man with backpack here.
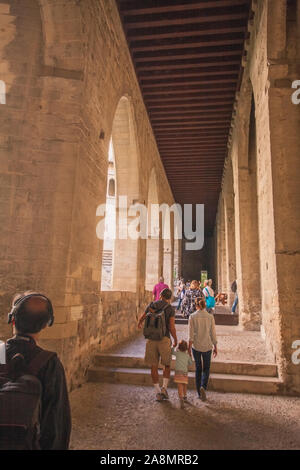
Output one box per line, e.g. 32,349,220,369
138,288,177,402
0,291,71,450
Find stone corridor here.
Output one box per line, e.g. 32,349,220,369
0,0,300,452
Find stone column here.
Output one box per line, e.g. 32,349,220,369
219,198,227,295
162,214,174,290
232,89,262,331
216,212,223,293
265,0,300,393
145,237,160,292
163,241,173,289
223,162,237,305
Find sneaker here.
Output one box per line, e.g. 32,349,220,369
183,396,188,402
156,393,163,402
200,386,207,401
160,387,169,400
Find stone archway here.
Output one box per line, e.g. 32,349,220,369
111,96,140,292
145,169,160,292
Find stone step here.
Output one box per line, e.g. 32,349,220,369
87,366,283,395
92,353,278,377
175,318,188,324
175,313,239,326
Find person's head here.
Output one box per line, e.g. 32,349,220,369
190,280,199,290
159,276,164,283
160,288,172,303
9,291,54,337
208,279,213,287
178,340,188,352
195,297,206,310
204,279,209,287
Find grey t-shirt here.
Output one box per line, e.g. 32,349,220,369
145,300,175,338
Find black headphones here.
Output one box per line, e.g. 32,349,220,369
7,293,54,327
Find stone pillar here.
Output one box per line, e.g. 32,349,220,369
216,213,223,293
163,241,173,289
219,198,227,295
163,215,174,290
174,237,182,280
145,237,160,292
265,0,300,393
112,239,138,292
223,161,237,305
232,91,262,331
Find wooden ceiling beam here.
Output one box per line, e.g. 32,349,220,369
119,1,249,17
138,57,241,71
139,66,239,80
131,36,244,53
124,10,249,30
126,18,248,41
134,45,243,62
141,77,238,88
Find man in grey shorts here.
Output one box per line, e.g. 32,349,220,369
138,288,178,402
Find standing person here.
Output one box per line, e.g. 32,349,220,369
181,280,202,318
188,297,218,401
2,291,71,450
176,281,185,311
152,276,169,301
138,288,177,402
172,340,193,408
231,280,238,314
203,279,215,314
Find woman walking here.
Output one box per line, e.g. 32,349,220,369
188,298,218,401
181,280,202,318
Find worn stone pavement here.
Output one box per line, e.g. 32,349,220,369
70,382,300,450
107,322,275,364
69,313,297,450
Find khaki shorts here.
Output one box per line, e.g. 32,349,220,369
145,336,172,367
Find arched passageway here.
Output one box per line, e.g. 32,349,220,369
0,0,299,410
111,96,140,292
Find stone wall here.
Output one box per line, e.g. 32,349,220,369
216,0,300,394
0,0,175,388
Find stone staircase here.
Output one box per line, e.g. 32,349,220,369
175,312,239,326
88,352,283,395
174,302,239,326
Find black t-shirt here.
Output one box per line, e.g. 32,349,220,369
5,335,71,450
145,300,175,338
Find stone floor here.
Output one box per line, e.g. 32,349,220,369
69,382,300,450
107,323,275,364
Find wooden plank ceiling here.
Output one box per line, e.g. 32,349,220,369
117,0,251,235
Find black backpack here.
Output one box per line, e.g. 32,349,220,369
143,304,168,341
0,349,55,450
